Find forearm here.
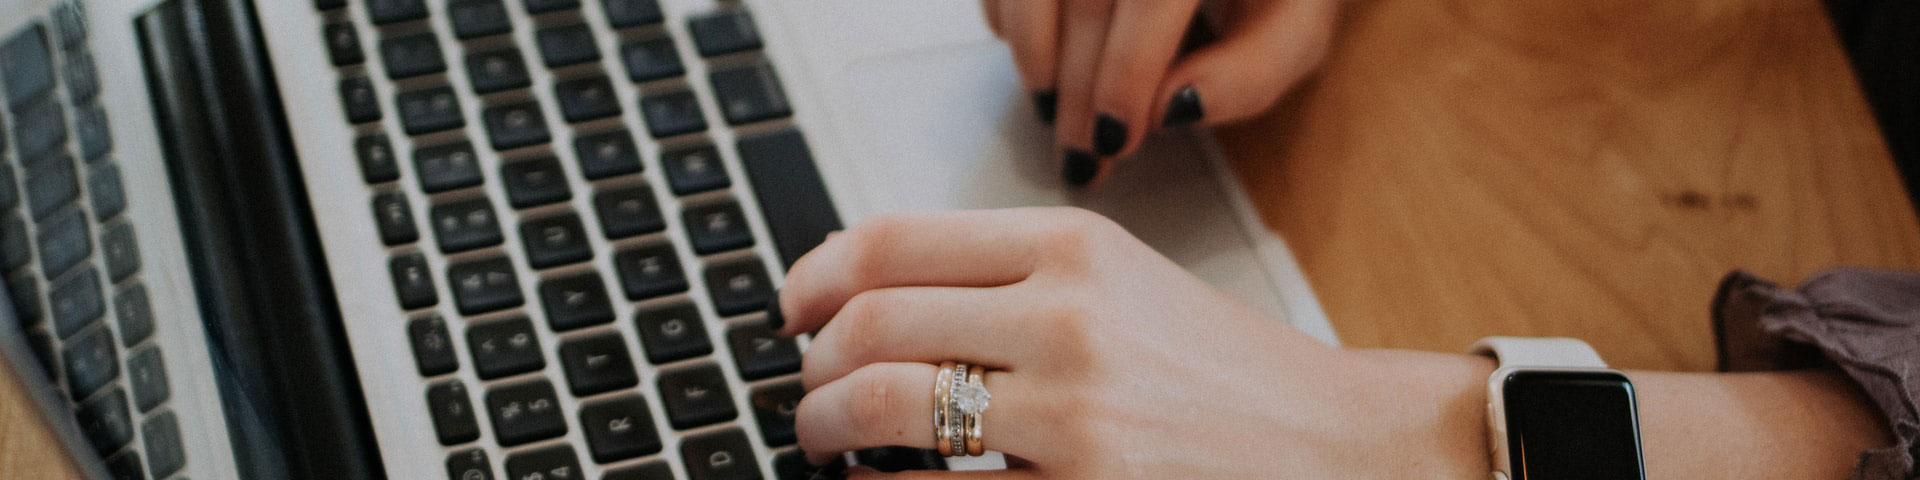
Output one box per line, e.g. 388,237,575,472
1631,368,1891,479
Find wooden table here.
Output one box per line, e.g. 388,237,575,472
6,0,1918,476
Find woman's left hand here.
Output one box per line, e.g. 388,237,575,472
773,208,1493,478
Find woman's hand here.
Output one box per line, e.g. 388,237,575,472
774,208,1495,478
981,0,1341,186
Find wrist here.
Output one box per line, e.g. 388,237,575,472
1342,349,1497,478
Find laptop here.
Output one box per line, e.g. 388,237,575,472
0,0,1337,478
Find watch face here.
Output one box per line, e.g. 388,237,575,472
1503,370,1645,480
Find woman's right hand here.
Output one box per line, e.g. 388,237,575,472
981,0,1341,186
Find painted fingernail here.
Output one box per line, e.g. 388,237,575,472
1063,149,1098,187
1032,89,1058,124
766,289,786,331
1163,85,1205,127
1094,113,1127,156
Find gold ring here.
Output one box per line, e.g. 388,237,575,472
964,365,987,456
933,361,955,456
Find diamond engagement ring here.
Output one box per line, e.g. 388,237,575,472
933,361,992,457
961,365,989,456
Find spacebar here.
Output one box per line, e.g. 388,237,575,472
738,129,844,268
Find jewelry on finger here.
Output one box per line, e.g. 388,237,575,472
962,365,989,456
933,361,956,457
946,362,969,456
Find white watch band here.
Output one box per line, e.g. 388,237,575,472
1470,336,1607,369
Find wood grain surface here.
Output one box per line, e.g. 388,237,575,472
4,0,1916,476
1221,0,1920,371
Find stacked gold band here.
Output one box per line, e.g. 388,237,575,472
933,361,957,456
933,361,990,457
964,365,986,456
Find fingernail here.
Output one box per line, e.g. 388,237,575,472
1063,149,1098,187
1163,85,1205,127
766,289,786,331
1032,89,1058,124
1094,113,1127,156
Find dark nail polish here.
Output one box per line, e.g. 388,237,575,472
1032,89,1058,124
1163,85,1205,127
765,289,786,331
1063,150,1098,187
1093,113,1127,156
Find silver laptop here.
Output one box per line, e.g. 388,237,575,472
0,0,1335,478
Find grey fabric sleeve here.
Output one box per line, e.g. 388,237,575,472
1712,267,1920,480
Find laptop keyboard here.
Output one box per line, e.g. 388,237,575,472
311,0,909,478
2,3,187,479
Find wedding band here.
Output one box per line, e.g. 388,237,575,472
933,361,956,456
963,365,987,456
946,362,968,456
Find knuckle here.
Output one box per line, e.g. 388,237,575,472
831,291,894,360
845,369,905,439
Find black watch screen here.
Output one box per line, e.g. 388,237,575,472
1502,370,1646,480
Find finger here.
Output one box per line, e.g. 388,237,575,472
996,0,1062,122
796,363,1046,465
1152,0,1338,128
775,209,1066,336
847,466,1043,480
1051,0,1115,186
801,286,1042,391
1083,0,1203,181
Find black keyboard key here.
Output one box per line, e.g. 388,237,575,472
605,461,673,480
738,130,843,268
355,133,400,184
408,315,459,376
324,22,364,66
555,76,621,123
114,283,154,346
524,0,579,14
371,191,419,246
854,447,946,473
521,214,592,269
620,36,682,83
538,272,614,331
467,316,543,379
63,327,118,399
775,450,845,480
382,33,447,79
389,252,439,310
1,213,28,271
659,364,736,429
316,0,346,10
105,451,143,480
126,346,169,412
683,201,754,255
449,0,513,40
12,99,66,161
661,143,729,195
368,0,429,25
506,444,582,480
592,185,664,238
37,208,90,278
688,11,762,58
341,76,382,124
397,86,465,135
88,161,126,220
447,449,495,480
466,48,531,94
710,62,792,125
426,380,482,445
25,152,78,221
142,410,186,477
613,243,687,300
2,25,54,107
50,268,105,339
102,222,140,282
486,380,567,446
75,387,133,455
705,257,771,317
414,141,484,192
501,157,572,208
750,380,802,447
558,332,638,396
0,164,14,211
429,197,503,252
580,395,661,463
679,428,758,480
483,101,551,150
63,50,100,104
573,130,642,179
8,271,41,325
536,23,600,68
75,104,112,162
448,256,523,314
52,2,86,48
604,0,664,28
634,301,711,364
640,90,706,138
729,321,797,380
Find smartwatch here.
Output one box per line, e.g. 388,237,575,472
1471,337,1646,480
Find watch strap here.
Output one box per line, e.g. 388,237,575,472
1470,336,1607,368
